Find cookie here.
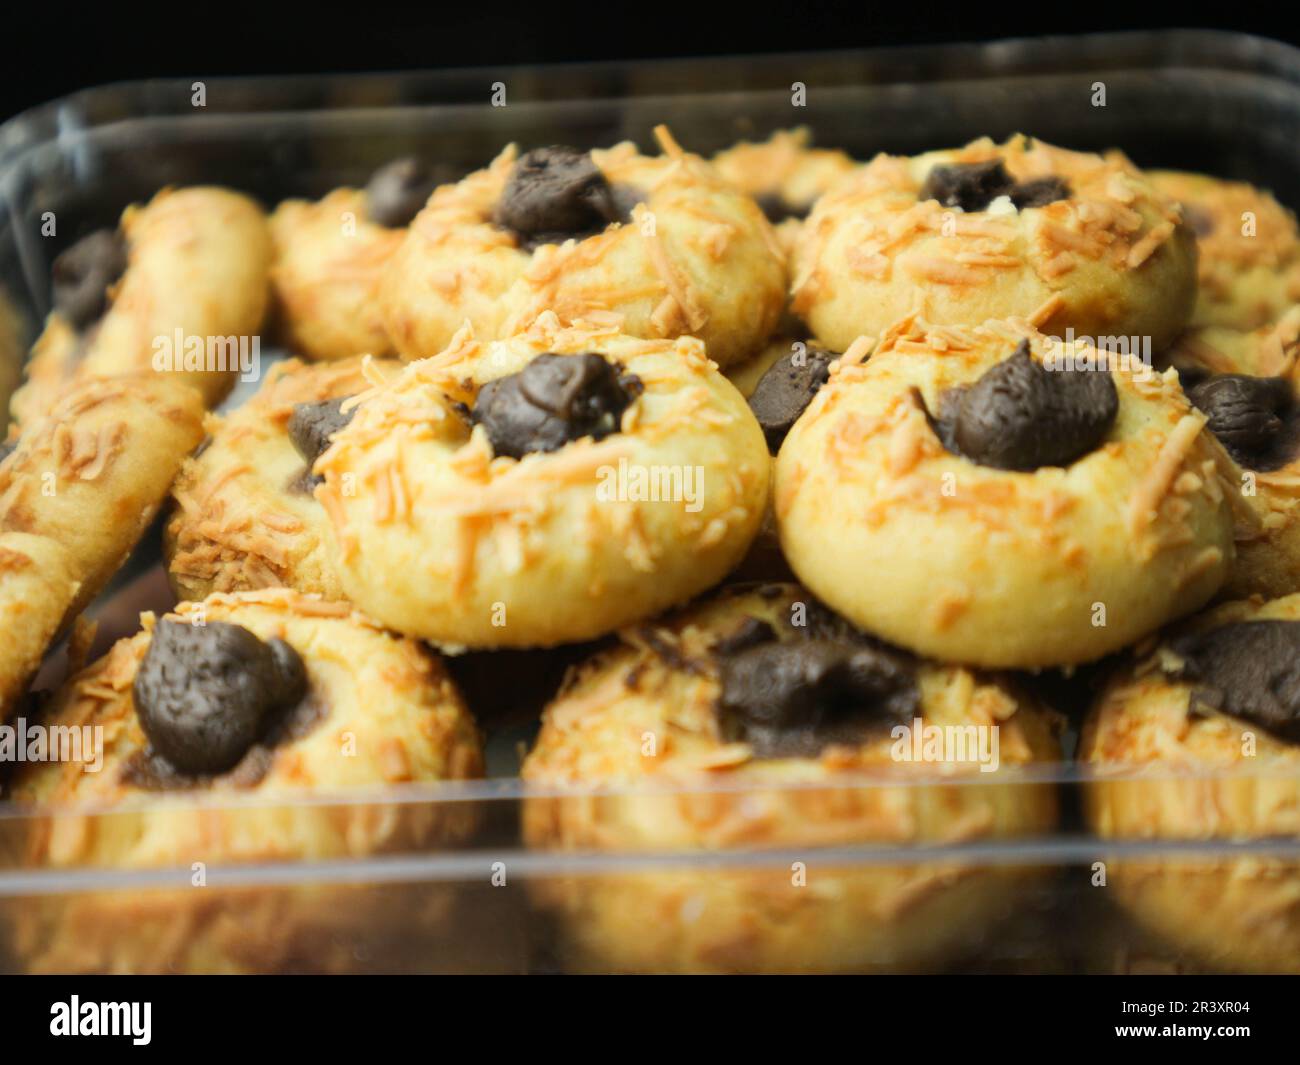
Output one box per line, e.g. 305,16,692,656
1150,170,1300,332
269,159,442,362
792,135,1197,355
775,315,1235,668
11,187,272,426
1179,365,1300,599
379,127,787,368
522,582,1062,974
165,354,402,603
1162,306,1300,387
314,314,769,648
1081,592,1300,974
6,588,484,973
711,127,855,251
0,375,205,717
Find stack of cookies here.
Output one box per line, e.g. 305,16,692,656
2,125,1298,973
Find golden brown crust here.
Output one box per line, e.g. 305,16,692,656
0,375,205,718
1081,592,1300,973
379,129,788,368
11,187,272,426
6,588,484,973
775,315,1235,667
269,189,404,361
165,355,400,602
793,136,1197,355
1150,170,1300,331
316,315,770,648
523,583,1061,972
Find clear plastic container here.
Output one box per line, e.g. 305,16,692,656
1,29,1299,973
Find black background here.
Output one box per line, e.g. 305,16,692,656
5,7,1297,122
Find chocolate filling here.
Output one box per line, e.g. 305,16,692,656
1166,620,1300,743
925,340,1118,471
287,396,356,491
1186,374,1300,472
493,146,640,251
131,619,308,776
471,352,642,460
918,160,1070,214
365,157,438,228
715,598,919,758
747,347,836,453
51,229,127,331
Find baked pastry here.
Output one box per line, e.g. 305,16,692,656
164,354,401,603
11,187,272,425
269,159,439,361
0,375,204,717
1150,170,1300,332
774,315,1235,668
1164,307,1300,383
1178,366,1300,599
712,127,855,254
6,588,484,973
791,135,1197,355
523,582,1062,973
379,127,787,368
1081,591,1300,974
315,314,768,648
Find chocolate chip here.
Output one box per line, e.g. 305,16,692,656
493,146,635,251
919,160,1015,213
1011,176,1071,209
288,396,356,490
133,619,308,775
471,353,642,459
747,348,835,452
717,637,919,759
365,157,437,228
51,229,127,330
754,192,809,225
1186,374,1300,472
919,160,1071,213
928,340,1118,471
1166,621,1300,742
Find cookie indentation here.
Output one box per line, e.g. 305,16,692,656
1187,374,1300,472
471,353,642,460
918,160,1070,213
928,340,1118,471
1167,620,1300,742
715,603,918,758
493,146,638,251
132,619,308,775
